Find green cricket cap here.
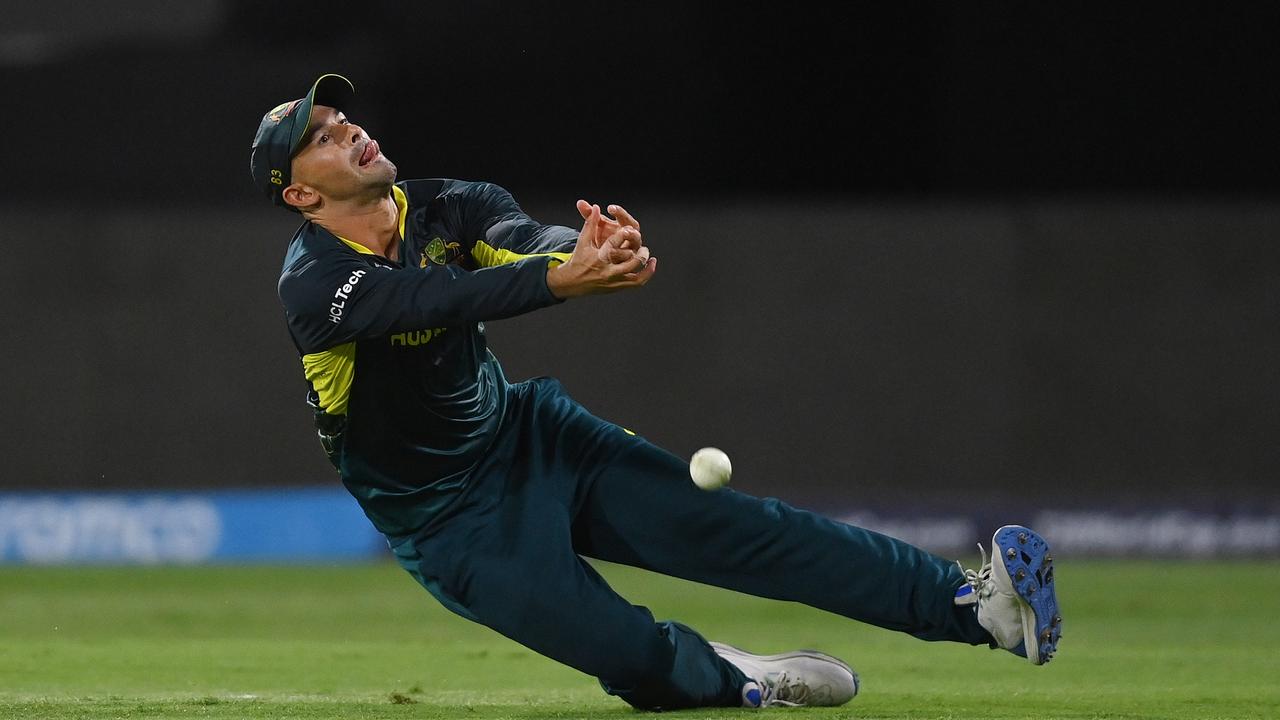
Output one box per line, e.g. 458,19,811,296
249,73,356,209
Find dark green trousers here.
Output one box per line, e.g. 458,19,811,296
387,378,991,710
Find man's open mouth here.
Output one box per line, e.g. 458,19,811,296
358,140,379,167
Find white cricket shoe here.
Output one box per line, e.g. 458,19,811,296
709,641,859,708
955,524,1062,664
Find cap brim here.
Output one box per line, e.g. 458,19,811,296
286,73,356,157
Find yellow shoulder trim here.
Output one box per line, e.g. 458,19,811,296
302,342,357,415
472,239,571,269
334,186,410,256
337,237,375,255
392,185,409,242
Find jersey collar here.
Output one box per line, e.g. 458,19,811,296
335,184,409,257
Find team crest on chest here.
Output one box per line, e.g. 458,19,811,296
422,236,462,267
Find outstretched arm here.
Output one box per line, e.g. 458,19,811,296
459,182,650,272
465,182,578,257
281,204,655,353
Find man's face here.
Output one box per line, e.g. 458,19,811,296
289,105,396,205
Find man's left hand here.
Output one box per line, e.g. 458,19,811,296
576,200,642,250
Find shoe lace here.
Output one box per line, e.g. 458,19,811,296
759,671,809,707
958,543,994,600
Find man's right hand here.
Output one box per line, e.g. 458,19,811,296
546,203,656,299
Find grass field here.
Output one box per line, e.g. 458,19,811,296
1,559,1277,719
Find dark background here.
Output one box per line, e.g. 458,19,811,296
2,2,1277,512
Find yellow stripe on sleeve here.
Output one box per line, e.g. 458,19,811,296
302,342,357,415
471,240,570,269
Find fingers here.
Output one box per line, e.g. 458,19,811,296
580,199,616,249
565,199,653,295
604,246,633,264
599,242,650,277
625,255,657,285
578,203,599,248
619,227,642,250
601,226,642,252
602,247,644,267
631,245,651,271
582,201,642,253
608,204,640,230
610,248,654,284
607,206,642,252
582,200,640,230
583,201,639,230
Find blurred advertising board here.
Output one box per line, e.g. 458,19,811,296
0,488,384,564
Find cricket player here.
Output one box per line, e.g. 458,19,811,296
249,74,1062,710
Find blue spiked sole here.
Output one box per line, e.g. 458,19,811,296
993,525,1062,664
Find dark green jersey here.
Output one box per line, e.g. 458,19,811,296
277,179,575,534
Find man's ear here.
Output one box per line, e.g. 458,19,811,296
282,182,321,212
